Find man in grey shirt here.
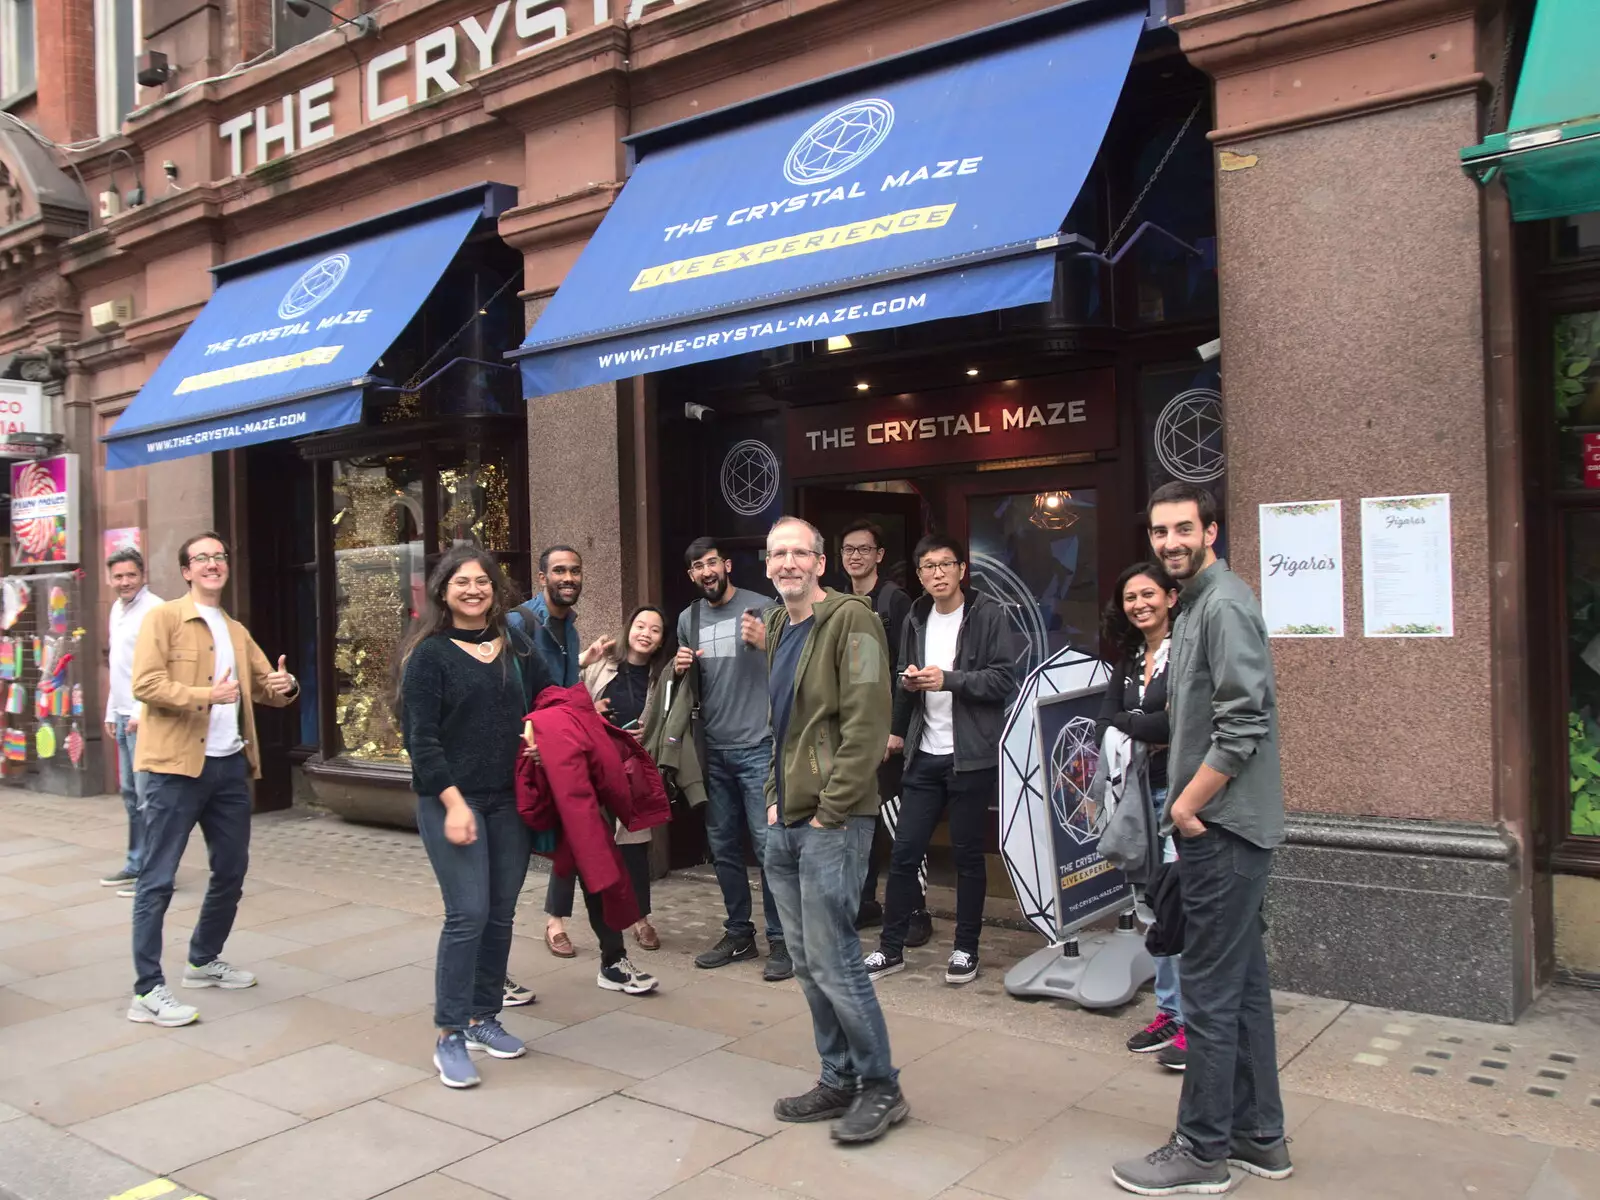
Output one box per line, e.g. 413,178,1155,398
1114,483,1292,1196
675,537,789,980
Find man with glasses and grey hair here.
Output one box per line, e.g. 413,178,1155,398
761,515,905,1144
864,533,1017,987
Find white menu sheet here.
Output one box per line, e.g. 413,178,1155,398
1259,500,1344,638
1360,493,1454,638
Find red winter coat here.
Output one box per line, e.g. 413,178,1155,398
515,684,671,930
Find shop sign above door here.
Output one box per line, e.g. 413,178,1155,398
0,380,50,459
786,370,1117,479
217,0,690,176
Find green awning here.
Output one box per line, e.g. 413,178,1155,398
1460,0,1600,222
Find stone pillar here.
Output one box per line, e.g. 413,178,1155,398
1175,0,1531,1020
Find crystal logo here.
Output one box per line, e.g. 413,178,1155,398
720,440,781,516
278,253,351,321
783,98,896,187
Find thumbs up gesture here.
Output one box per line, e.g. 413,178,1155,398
211,667,241,705
265,654,297,698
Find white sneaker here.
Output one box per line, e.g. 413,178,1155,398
598,957,659,995
128,985,199,1027
182,959,257,989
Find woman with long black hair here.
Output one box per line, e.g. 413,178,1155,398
395,546,554,1089
1096,560,1186,1071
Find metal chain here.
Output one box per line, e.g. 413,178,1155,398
402,271,524,391
1485,21,1516,135
1105,99,1204,257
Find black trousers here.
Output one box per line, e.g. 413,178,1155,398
880,754,994,956
547,840,652,921
860,755,904,905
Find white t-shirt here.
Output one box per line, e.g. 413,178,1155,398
195,603,244,758
919,603,964,756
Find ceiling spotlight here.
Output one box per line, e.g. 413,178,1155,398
855,382,869,392
827,336,853,351
966,368,979,377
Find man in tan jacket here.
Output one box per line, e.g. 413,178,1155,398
127,531,299,1027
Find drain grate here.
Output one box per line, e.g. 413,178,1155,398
1412,1065,1439,1077
1479,1059,1508,1070
1528,1086,1560,1099
1425,1049,1453,1060
1550,1052,1578,1065
1468,1075,1498,1087
1537,1068,1568,1081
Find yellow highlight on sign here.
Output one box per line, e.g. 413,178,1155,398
174,345,344,394
631,204,958,292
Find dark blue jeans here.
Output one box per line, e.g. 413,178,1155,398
765,817,897,1089
132,753,252,995
1175,824,1285,1160
114,714,149,876
417,793,531,1030
704,741,783,944
881,754,994,956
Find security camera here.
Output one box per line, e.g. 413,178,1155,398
163,161,179,181
1196,337,1221,363
684,402,717,422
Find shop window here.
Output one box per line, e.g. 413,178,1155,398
966,488,1099,682
93,0,139,135
438,445,515,553
0,0,35,100
330,455,426,765
1553,311,1600,489
1126,110,1217,326
1553,213,1600,262
1567,513,1600,838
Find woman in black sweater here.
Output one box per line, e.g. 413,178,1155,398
1096,560,1186,1070
396,545,554,1090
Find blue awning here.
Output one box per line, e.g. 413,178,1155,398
105,202,486,469
512,3,1145,396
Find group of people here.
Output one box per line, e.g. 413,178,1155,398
100,478,1292,1185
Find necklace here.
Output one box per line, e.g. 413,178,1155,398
446,626,499,660
476,640,497,660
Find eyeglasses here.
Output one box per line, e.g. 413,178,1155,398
839,545,878,558
188,553,229,566
765,548,819,565
918,559,962,576
689,556,724,572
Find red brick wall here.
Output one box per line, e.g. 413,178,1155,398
232,0,273,63
34,0,97,144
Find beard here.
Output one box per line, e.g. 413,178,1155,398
698,576,730,602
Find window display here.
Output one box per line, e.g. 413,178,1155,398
0,571,88,778
331,456,424,765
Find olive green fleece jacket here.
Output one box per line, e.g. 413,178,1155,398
763,590,893,828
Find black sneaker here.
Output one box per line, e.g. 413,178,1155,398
100,868,138,887
855,899,884,929
1228,1135,1293,1180
905,909,934,948
862,950,904,981
1111,1133,1231,1196
695,933,758,969
773,1080,854,1123
1127,1012,1181,1054
945,949,978,985
1156,1027,1188,1072
763,940,794,982
830,1079,910,1144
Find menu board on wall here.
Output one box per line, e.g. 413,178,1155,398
1258,500,1344,638
1360,493,1454,638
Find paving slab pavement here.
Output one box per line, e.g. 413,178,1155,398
0,792,1597,1200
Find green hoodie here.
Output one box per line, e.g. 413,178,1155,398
763,589,893,828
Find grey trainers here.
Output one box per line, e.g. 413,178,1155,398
433,1031,481,1089
1112,1134,1232,1195
182,959,257,989
464,1016,527,1059
127,985,199,1027
830,1079,909,1144
598,957,659,995
1228,1135,1293,1180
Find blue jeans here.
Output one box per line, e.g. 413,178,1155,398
765,817,896,1089
1175,825,1284,1160
417,793,531,1030
114,714,149,876
704,741,783,944
132,754,252,994
1150,785,1183,1022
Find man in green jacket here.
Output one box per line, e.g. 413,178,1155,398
760,515,906,1146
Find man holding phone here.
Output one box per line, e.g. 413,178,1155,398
864,534,1016,986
